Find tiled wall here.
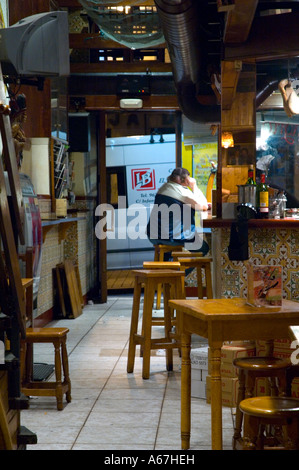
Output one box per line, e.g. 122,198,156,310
212,226,299,300
36,198,96,319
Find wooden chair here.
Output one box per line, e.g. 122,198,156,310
127,269,185,379
153,244,184,308
239,396,299,450
232,356,290,449
176,257,213,299
19,248,72,410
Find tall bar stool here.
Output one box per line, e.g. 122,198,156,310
143,261,183,342
232,356,291,449
239,396,299,450
154,244,184,262
153,245,184,308
176,257,213,299
127,269,185,379
143,261,182,315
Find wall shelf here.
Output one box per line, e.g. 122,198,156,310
42,217,84,243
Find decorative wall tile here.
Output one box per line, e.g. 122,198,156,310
214,226,299,302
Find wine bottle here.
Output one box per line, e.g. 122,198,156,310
257,172,269,218
246,165,256,185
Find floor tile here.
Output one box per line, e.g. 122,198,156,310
21,294,237,451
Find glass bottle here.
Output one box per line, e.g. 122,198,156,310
246,165,256,185
257,172,269,218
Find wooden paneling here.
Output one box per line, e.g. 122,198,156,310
223,0,258,43
224,11,299,61
221,61,241,110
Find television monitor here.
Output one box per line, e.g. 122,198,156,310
0,11,70,77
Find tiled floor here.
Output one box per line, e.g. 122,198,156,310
21,294,235,450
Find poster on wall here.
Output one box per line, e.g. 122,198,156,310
193,142,217,195
126,163,174,207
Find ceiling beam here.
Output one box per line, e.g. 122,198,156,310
70,61,172,74
69,33,166,49
223,0,258,44
69,94,179,111
224,10,299,61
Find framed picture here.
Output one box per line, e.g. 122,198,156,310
227,144,255,166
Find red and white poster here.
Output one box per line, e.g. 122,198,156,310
127,163,174,207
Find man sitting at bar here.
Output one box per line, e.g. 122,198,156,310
146,167,209,258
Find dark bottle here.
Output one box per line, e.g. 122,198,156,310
257,172,269,218
246,165,256,185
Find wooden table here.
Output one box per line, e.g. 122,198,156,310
169,297,299,450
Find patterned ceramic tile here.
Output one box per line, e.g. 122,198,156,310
215,226,299,301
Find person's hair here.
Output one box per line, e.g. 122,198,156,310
167,167,190,184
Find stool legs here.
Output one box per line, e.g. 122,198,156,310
61,338,71,404
54,340,63,410
127,277,142,374
233,369,245,448
163,282,173,372
127,271,183,379
142,279,156,379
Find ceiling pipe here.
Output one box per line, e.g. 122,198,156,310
256,78,280,109
154,0,287,120
154,0,221,124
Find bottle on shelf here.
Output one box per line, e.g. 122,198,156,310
257,172,269,218
246,165,256,185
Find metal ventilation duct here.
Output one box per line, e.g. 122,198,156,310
154,0,221,124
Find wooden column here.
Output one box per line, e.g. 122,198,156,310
97,111,107,303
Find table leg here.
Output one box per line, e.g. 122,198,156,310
210,344,222,450
181,332,191,450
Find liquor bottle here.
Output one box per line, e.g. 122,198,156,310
246,165,256,185
257,172,269,218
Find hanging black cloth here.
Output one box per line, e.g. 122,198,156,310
228,218,249,261
228,204,257,261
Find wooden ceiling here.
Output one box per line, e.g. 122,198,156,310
58,1,299,113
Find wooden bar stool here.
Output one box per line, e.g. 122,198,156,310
176,257,213,298
154,244,184,262
143,261,182,315
127,269,185,379
239,396,299,450
21,327,72,411
153,245,184,308
232,356,290,449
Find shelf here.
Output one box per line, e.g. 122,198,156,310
41,217,85,243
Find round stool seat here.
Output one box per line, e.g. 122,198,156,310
233,356,291,371
240,396,299,419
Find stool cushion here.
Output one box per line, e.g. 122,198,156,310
240,396,299,419
233,356,291,370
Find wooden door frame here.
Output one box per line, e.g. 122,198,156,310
96,109,182,303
